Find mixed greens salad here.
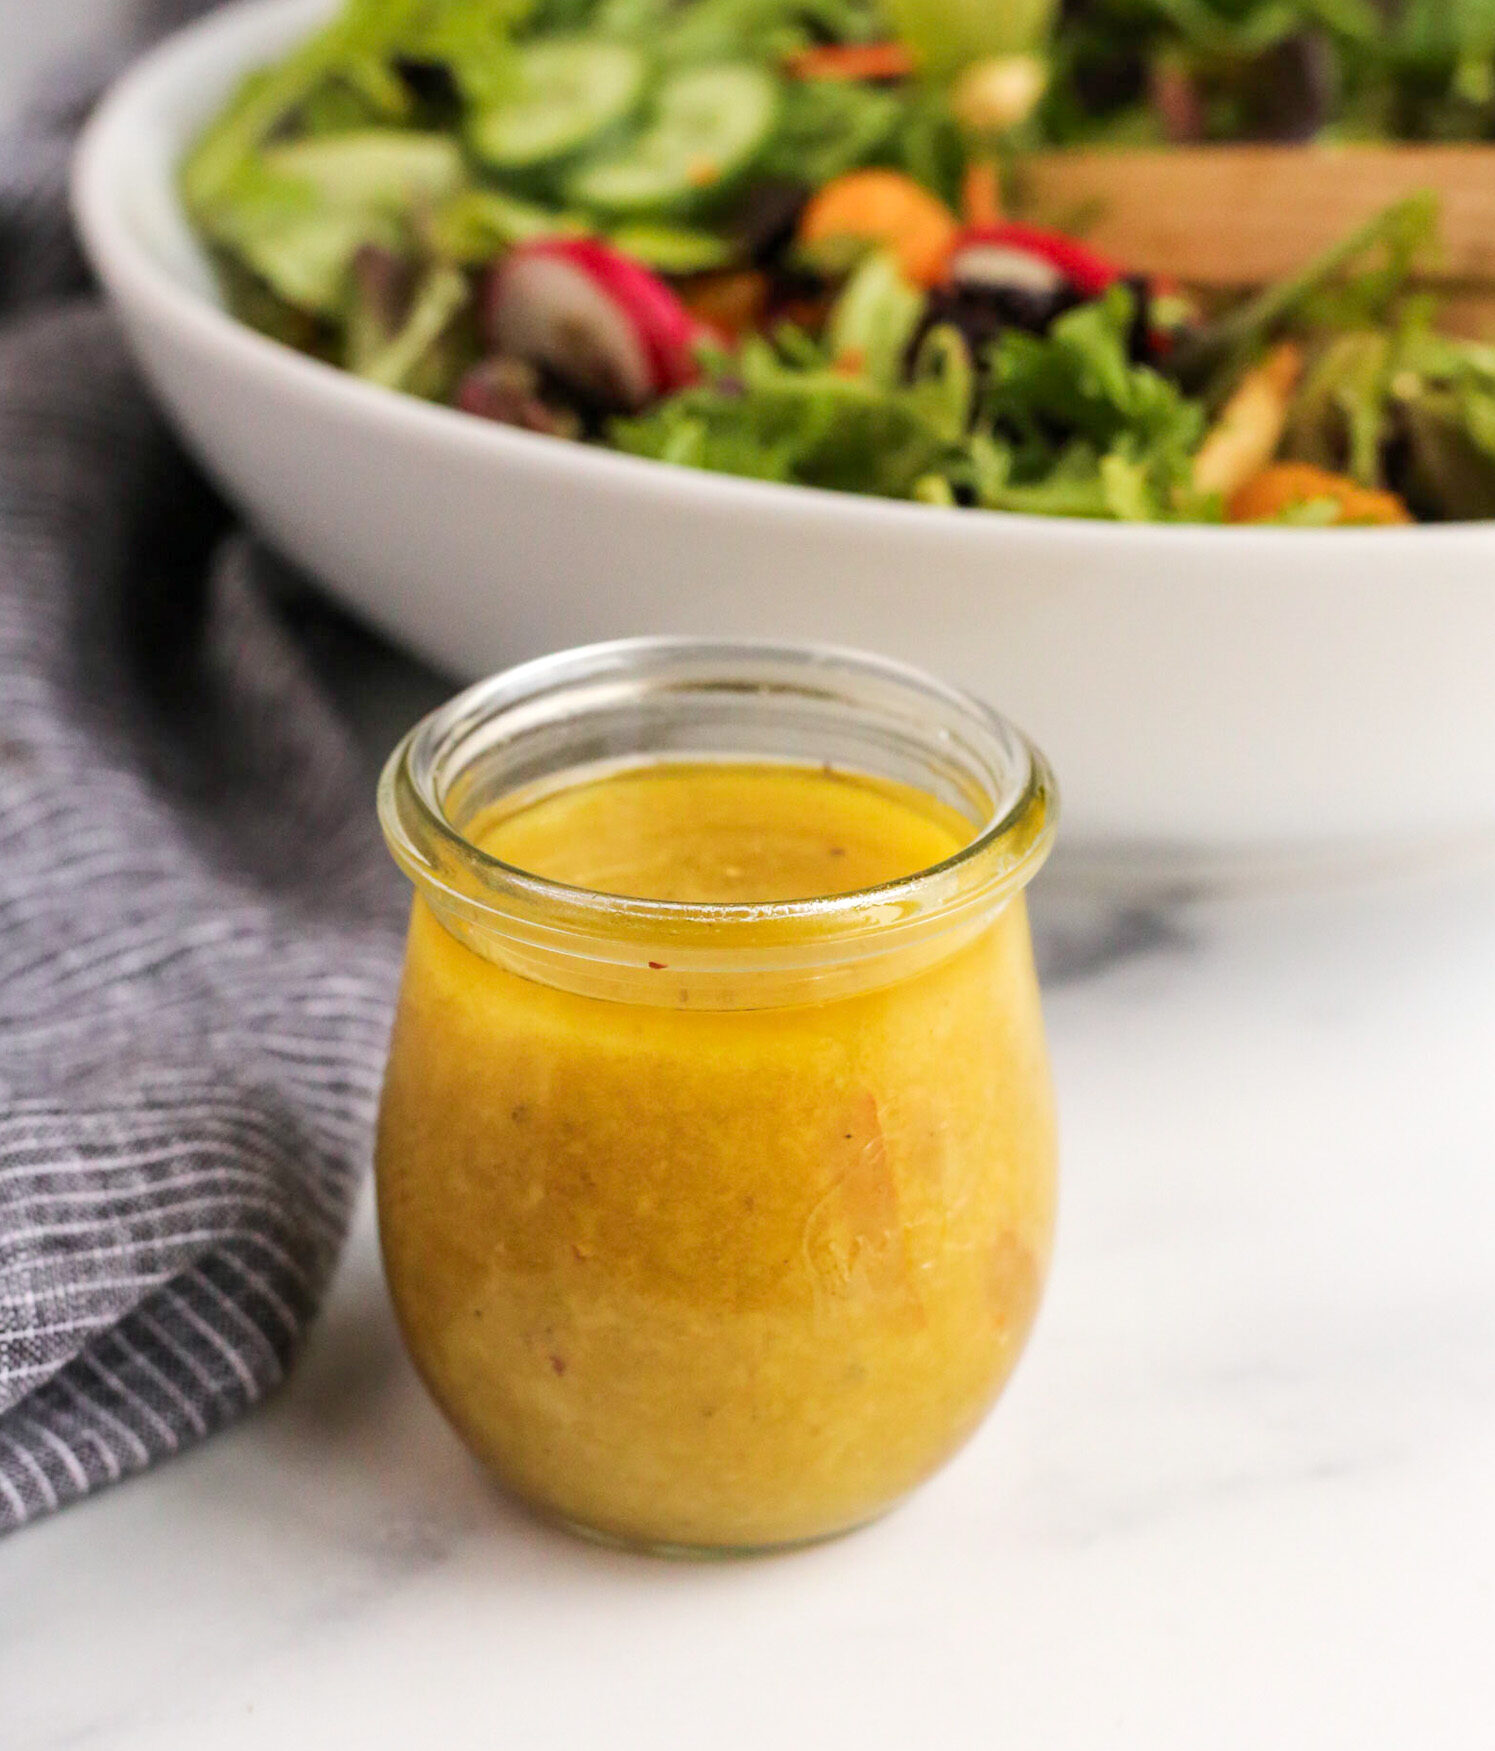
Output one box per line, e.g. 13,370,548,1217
184,0,1495,523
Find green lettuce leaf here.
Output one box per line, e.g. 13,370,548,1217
611,332,968,496
194,158,394,312
614,281,1207,519
977,287,1207,515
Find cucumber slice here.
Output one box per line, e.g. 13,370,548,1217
262,132,465,212
470,38,648,170
566,64,781,217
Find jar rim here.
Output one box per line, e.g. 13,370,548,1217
378,638,1057,968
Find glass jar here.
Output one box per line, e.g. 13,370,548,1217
375,639,1058,1555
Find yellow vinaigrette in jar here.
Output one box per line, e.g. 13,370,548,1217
376,643,1057,1554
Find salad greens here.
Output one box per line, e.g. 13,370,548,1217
183,0,1495,524
1042,0,1495,146
616,269,1205,519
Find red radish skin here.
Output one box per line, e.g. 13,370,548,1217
947,224,1126,297
947,242,1067,296
487,239,702,410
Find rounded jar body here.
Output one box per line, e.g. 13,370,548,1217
375,641,1057,1553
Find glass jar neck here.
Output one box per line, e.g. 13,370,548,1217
379,641,1056,1010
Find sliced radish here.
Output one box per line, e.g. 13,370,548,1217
485,238,701,411
947,224,1126,299
948,242,1067,298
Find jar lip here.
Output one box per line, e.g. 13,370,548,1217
379,638,1057,948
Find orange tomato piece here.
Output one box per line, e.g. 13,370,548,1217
1228,463,1413,526
797,169,959,288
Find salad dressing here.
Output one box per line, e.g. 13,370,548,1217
376,756,1057,1551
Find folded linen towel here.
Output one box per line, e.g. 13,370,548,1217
0,2,409,1534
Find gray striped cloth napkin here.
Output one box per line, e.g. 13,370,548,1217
0,1,411,1534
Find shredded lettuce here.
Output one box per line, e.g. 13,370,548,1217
1172,190,1437,390
195,131,468,315
183,0,525,217
196,159,393,313
355,261,473,393
611,271,974,497
611,339,969,495
1273,286,1495,517
824,252,924,386
616,277,1208,518
962,290,1207,518
761,80,906,186
1381,327,1495,516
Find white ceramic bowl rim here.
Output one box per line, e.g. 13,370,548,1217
70,0,1495,556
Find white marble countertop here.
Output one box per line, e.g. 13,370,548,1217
4,858,1494,1749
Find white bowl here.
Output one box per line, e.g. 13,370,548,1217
73,0,1495,870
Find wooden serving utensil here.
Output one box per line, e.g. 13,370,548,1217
1018,144,1495,330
